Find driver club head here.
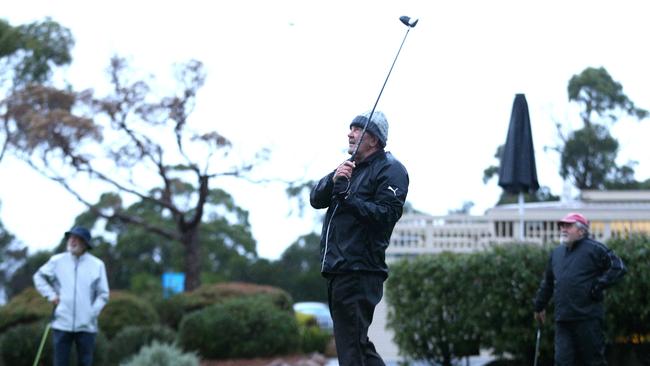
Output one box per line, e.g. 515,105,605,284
399,16,419,28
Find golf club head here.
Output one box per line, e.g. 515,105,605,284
399,16,419,28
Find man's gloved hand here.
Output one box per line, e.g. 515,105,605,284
590,284,604,302
332,178,350,199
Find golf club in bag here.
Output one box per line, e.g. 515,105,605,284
334,15,418,198
533,327,541,366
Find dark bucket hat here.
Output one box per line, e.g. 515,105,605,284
64,227,92,249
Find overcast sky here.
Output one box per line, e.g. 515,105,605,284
2,0,649,259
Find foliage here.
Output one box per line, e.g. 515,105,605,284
0,287,51,333
1,54,267,291
0,217,26,302
387,239,650,365
108,324,177,365
178,296,300,359
560,124,623,190
470,244,551,364
0,321,108,366
99,291,159,339
241,233,327,303
0,321,53,366
0,17,74,86
296,313,331,354
157,282,293,330
568,66,648,125
121,341,199,366
558,67,648,190
4,251,51,300
604,236,650,340
387,253,482,366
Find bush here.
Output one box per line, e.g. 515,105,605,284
157,282,293,330
387,252,482,366
99,291,159,339
387,237,650,366
121,341,199,366
0,287,51,333
0,322,108,366
296,312,331,353
0,321,53,366
108,324,177,365
178,296,300,359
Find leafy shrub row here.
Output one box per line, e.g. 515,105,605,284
178,296,300,359
0,282,305,364
386,236,650,366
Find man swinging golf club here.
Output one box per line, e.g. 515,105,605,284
311,110,408,366
311,15,415,366
33,227,109,366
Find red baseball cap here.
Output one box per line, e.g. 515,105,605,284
559,213,589,227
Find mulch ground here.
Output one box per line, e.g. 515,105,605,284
201,353,328,366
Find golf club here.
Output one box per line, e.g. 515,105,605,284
334,15,418,198
533,327,541,366
33,305,56,366
349,15,419,162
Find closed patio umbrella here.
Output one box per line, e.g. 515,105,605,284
498,93,539,240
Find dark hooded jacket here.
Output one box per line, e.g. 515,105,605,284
533,236,627,321
310,150,408,278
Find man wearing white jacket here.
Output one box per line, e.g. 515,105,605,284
33,226,109,366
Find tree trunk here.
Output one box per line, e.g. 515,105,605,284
182,228,201,291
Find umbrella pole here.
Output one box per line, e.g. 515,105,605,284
518,192,525,241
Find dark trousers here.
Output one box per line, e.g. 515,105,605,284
327,272,385,366
52,329,96,366
555,319,607,366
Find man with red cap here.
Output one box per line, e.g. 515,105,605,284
533,213,626,365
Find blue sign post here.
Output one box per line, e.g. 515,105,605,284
161,272,185,298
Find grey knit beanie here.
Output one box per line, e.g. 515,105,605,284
349,110,388,147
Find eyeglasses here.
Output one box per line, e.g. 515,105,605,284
558,222,575,229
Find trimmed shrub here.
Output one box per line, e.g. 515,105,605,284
0,321,53,366
178,296,300,359
0,287,51,333
121,341,199,366
157,282,293,330
99,291,159,339
296,312,331,353
108,324,177,365
387,237,650,366
387,252,482,366
0,322,108,366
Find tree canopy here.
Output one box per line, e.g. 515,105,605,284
560,67,648,190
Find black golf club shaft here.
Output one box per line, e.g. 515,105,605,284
349,15,418,162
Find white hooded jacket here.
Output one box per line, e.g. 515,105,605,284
33,251,109,333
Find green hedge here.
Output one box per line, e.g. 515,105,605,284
386,236,650,365
178,296,299,359
157,281,293,330
0,287,51,333
107,324,177,365
99,291,159,339
0,321,108,366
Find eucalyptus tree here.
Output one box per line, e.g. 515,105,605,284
560,67,648,190
0,57,265,290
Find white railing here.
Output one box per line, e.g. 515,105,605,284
388,213,649,256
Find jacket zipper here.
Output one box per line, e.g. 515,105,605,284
321,202,339,272
72,257,78,331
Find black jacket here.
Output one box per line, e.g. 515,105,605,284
533,236,627,321
310,150,408,278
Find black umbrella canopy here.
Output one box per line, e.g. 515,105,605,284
498,93,540,194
